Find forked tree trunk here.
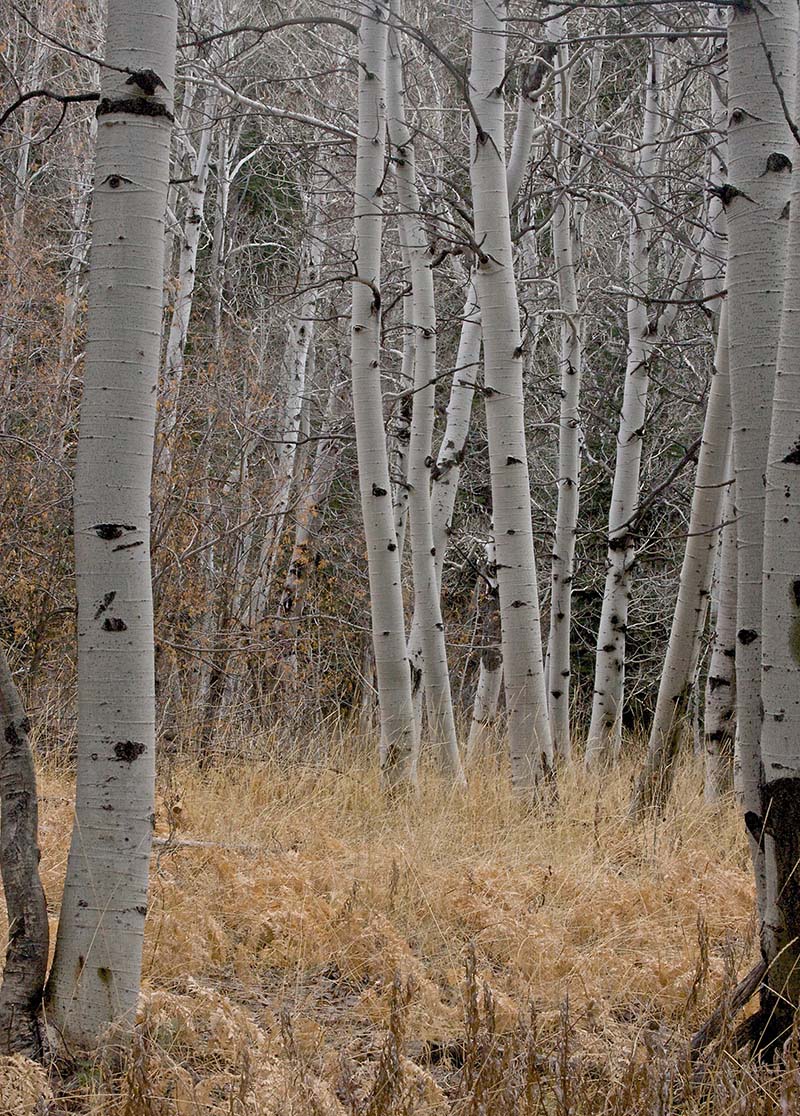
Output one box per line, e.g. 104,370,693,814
0,647,48,1057
725,0,797,924
586,43,663,768
469,0,552,789
44,0,177,1047
351,0,416,789
387,9,465,784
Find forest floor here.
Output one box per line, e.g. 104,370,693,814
1,737,788,1115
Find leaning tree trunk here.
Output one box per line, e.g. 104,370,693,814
350,0,416,790
0,646,48,1057
725,0,797,925
632,304,731,816
632,59,730,814
468,0,552,789
387,8,465,784
757,38,800,1054
44,0,177,1048
428,68,545,592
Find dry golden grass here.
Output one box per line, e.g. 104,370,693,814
2,732,789,1114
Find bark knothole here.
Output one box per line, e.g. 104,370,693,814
765,152,792,174
94,591,116,619
125,69,166,95
782,440,800,464
102,618,127,632
92,523,135,541
113,741,146,763
737,628,758,645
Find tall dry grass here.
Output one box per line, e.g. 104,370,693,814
2,728,794,1114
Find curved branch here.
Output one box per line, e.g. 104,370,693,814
0,88,99,130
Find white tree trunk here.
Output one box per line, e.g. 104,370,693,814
586,44,663,768
467,535,502,761
469,0,552,789
390,271,414,561
279,386,342,625
704,460,736,803
249,193,325,622
351,1,416,790
44,0,177,1047
154,100,216,489
428,74,542,591
545,12,582,762
632,303,731,814
725,0,797,923
387,9,464,783
758,36,800,1046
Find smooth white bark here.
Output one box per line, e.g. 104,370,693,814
759,40,800,1037
704,460,736,803
469,0,552,788
45,0,177,1047
154,97,216,488
351,1,416,789
249,191,325,622
546,12,583,761
467,535,503,761
726,0,797,920
387,11,464,783
633,304,731,814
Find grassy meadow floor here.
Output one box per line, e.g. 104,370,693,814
2,735,791,1114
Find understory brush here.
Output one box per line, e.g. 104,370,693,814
2,729,791,1114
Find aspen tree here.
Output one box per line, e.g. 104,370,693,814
0,647,48,1056
705,464,736,802
632,59,729,812
279,383,344,627
632,304,731,815
351,0,416,789
44,0,177,1046
386,9,464,783
467,534,502,760
545,9,582,762
250,192,325,621
429,80,544,591
154,95,216,489
585,43,663,767
757,35,800,1050
725,0,797,918
468,0,552,788
585,43,697,768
